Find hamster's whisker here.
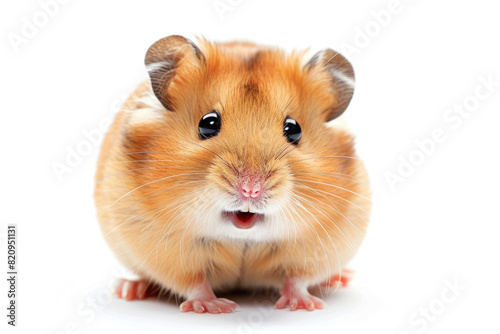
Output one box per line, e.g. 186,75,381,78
106,190,205,277
105,193,185,238
299,191,368,231
160,201,196,259
289,193,343,296
286,196,325,278
292,186,363,235
146,198,198,236
154,200,194,264
137,134,231,168
281,193,310,267
276,128,343,161
275,199,294,253
164,186,214,257
294,170,369,182
142,189,204,233
278,145,297,160
274,141,295,160
292,192,358,254
100,178,205,224
305,129,336,142
276,206,290,252
98,151,214,166
277,206,297,256
292,171,369,187
96,165,208,182
179,191,213,260
293,192,354,253
156,192,204,262
105,187,203,242
190,186,214,256
160,200,194,264
286,155,361,166
278,129,332,161
288,198,337,299
293,186,362,234
97,159,210,167
291,180,370,217
273,127,344,162
292,178,372,202
189,194,217,259
99,172,206,219
186,193,218,261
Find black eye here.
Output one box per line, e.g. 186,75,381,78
283,117,302,144
198,110,221,140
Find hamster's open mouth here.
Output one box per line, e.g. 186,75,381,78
225,211,263,229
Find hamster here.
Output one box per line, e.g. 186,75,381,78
94,35,371,313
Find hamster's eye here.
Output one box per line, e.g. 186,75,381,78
283,117,302,144
198,110,221,140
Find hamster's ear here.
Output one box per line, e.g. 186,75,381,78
145,35,205,111
305,49,355,121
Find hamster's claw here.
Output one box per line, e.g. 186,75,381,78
275,277,324,311
115,279,150,301
180,298,238,314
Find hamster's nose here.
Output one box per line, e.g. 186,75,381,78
240,182,262,200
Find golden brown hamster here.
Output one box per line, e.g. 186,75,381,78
94,35,371,313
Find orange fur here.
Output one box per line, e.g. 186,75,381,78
94,37,371,299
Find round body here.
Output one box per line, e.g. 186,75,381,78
94,37,371,299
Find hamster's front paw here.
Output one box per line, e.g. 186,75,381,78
275,277,324,311
180,297,238,314
179,280,238,314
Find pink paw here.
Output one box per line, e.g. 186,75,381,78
275,278,324,311
321,269,354,288
115,279,150,301
180,298,238,314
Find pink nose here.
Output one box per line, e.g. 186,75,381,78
240,182,262,199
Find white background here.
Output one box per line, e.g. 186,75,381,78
1,0,500,333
